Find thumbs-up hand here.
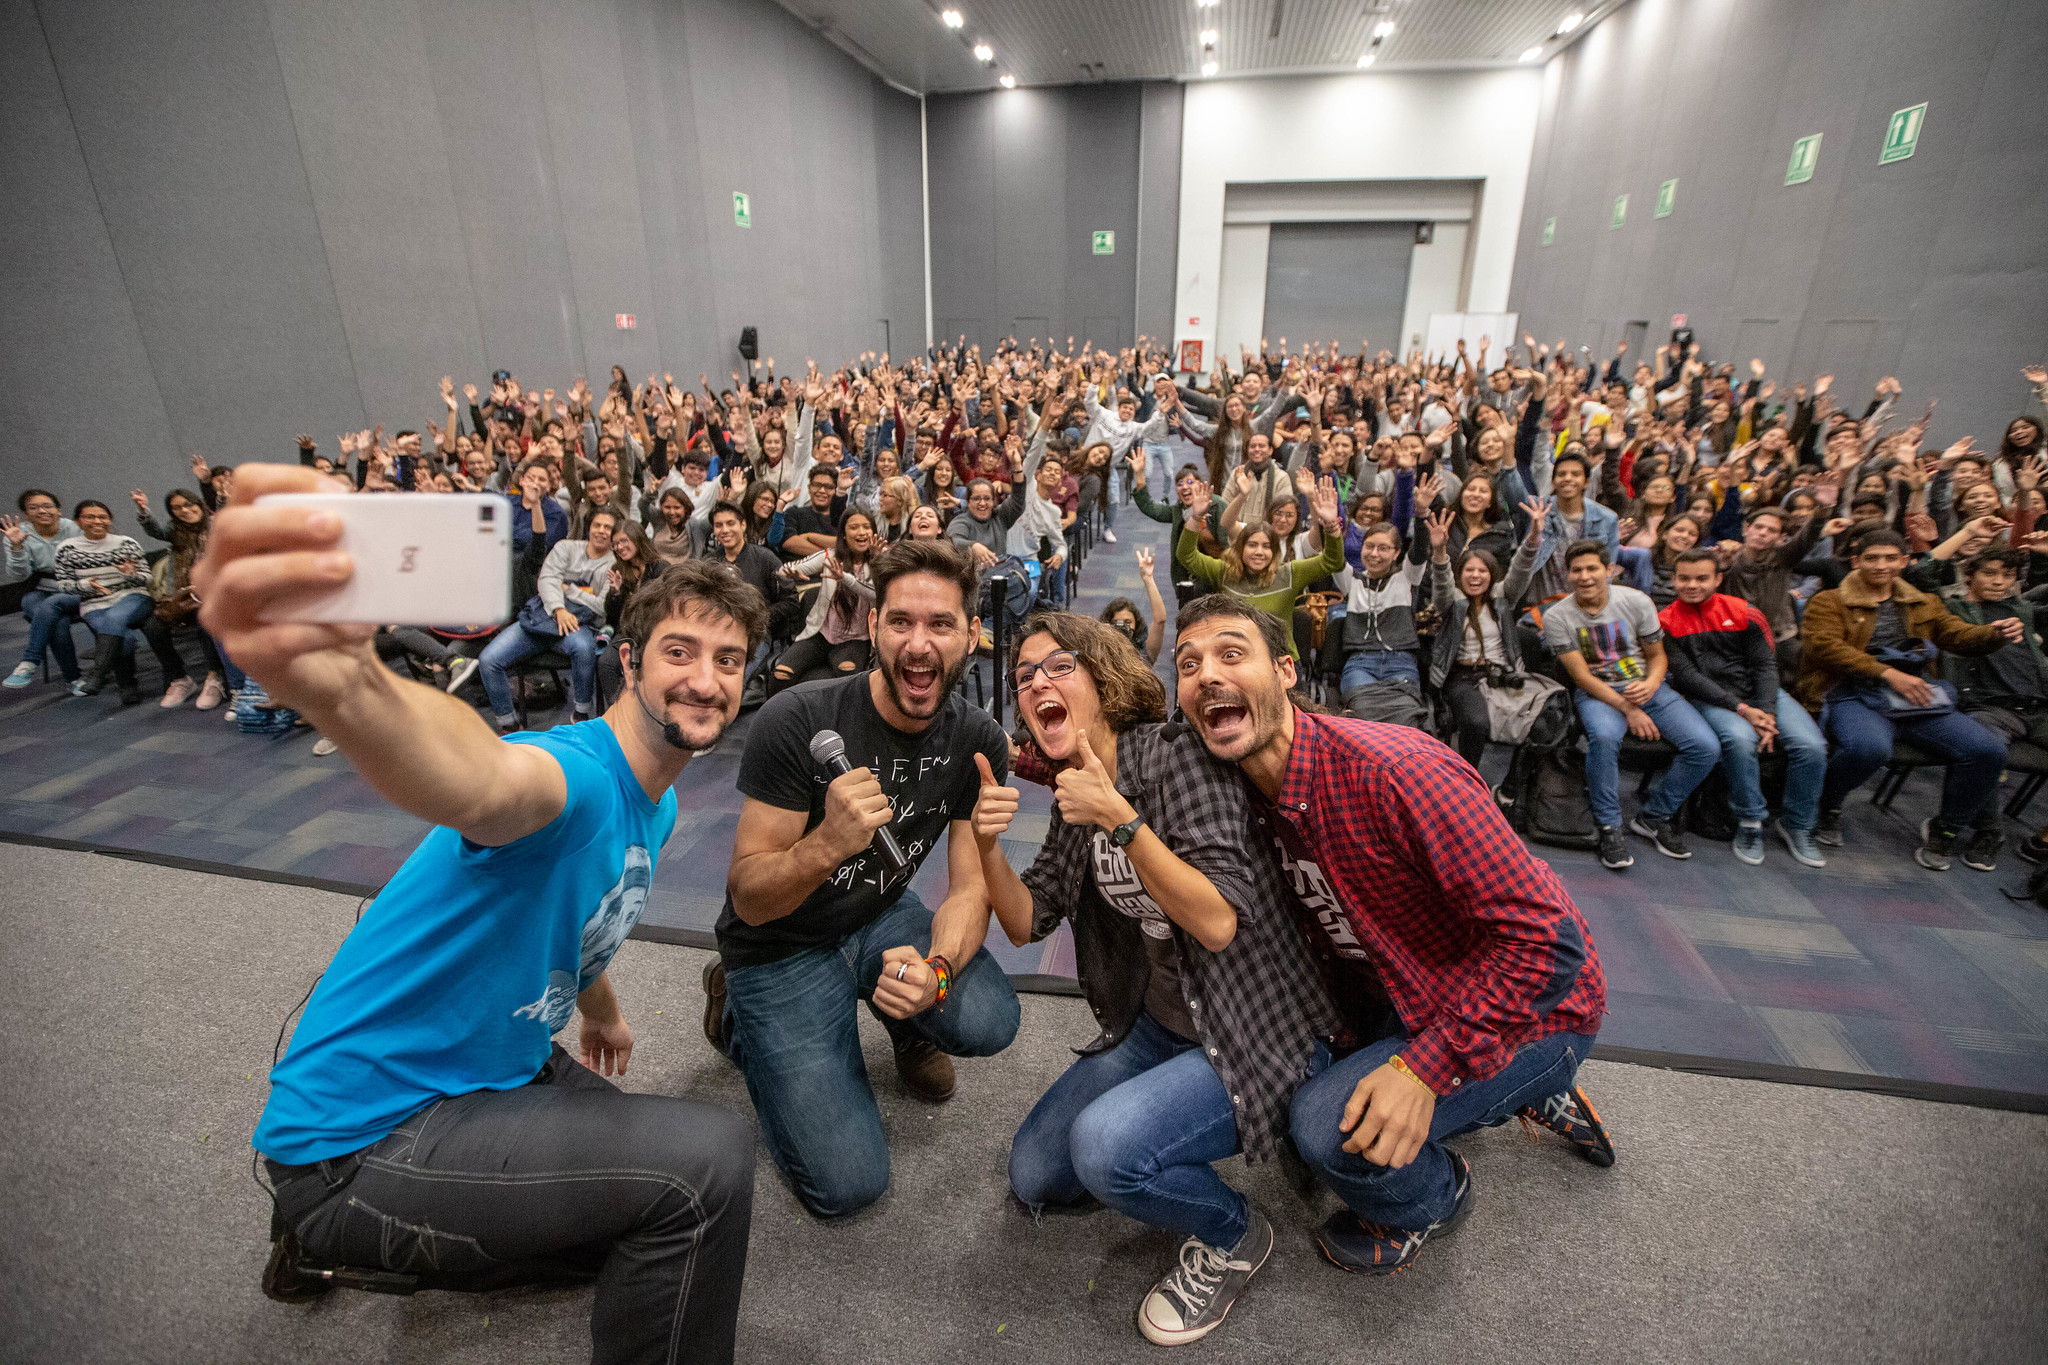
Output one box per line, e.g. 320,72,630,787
1053,729,1138,833
971,751,1020,844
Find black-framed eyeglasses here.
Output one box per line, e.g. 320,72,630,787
1014,649,1079,691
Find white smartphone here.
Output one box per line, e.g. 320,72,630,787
253,492,513,626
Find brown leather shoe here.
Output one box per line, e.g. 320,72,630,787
701,958,728,1054
893,1038,956,1102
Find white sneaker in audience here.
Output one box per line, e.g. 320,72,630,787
444,656,480,694
195,676,225,709
160,677,198,708
3,662,34,688
312,736,338,756
1104,528,1117,543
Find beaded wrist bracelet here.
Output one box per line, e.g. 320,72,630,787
1388,1053,1436,1096
925,953,954,1008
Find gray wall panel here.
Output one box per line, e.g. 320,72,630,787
928,84,1143,355
40,0,365,465
266,0,487,431
0,0,179,502
1262,222,1413,357
1509,0,2048,443
1,0,925,499
1135,81,1183,347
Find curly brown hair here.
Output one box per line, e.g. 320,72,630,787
1009,611,1166,734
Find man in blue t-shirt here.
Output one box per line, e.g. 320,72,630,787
198,464,767,1365
715,539,1021,1218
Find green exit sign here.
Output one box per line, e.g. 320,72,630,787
1610,193,1628,229
1541,217,1555,246
1785,133,1821,185
1655,179,1677,218
1880,102,1926,165
732,191,751,228
1091,230,1115,255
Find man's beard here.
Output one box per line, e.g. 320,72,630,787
878,642,969,720
637,675,732,752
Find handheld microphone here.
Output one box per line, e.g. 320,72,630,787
809,728,909,874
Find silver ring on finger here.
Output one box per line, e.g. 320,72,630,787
895,962,909,982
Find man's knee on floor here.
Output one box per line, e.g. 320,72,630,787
1288,1084,1374,1176
943,974,1022,1057
631,1102,758,1213
794,1150,891,1219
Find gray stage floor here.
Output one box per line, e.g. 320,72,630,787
3,843,2044,1364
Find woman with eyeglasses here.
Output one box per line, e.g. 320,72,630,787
970,612,1336,1348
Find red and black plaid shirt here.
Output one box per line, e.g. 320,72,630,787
1252,710,1606,1094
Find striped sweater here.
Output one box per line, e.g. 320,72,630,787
50,534,151,612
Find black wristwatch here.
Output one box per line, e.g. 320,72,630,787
1109,817,1145,848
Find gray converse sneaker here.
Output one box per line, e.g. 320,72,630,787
1136,1208,1273,1346
1776,821,1827,868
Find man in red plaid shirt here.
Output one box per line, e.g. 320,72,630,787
1171,596,1616,1276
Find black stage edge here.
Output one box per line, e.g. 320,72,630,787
8,828,2043,1115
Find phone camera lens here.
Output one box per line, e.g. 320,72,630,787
479,505,495,522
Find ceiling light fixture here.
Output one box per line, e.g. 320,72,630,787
998,73,1016,88
1558,11,1584,33
972,42,993,62
1520,45,1544,62
1356,53,1375,68
1373,20,1396,38
1201,59,1218,77
1199,28,1218,45
1196,0,1219,8
941,9,963,29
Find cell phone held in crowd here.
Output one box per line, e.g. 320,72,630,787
253,492,511,626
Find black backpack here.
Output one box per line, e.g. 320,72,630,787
1496,692,1601,852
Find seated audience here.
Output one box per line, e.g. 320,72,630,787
1426,498,1549,767
1660,549,1829,868
130,487,233,709
770,511,878,693
4,489,83,688
1931,547,2046,871
1545,539,1720,870
479,508,617,733
1099,545,1169,664
1793,530,2019,868
53,500,153,704
1177,480,1344,661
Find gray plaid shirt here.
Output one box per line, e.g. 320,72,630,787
1020,723,1337,1160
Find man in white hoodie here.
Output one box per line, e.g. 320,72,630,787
478,510,617,731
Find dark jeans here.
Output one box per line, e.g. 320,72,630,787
1820,693,2006,831
768,634,869,694
140,613,224,684
22,590,82,678
267,1045,754,1365
1009,1011,1289,1250
1441,664,1492,767
720,890,1021,1218
1290,1028,1599,1231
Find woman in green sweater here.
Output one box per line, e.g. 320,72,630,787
1178,479,1344,659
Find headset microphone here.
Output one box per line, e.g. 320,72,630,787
629,650,695,751
809,729,909,873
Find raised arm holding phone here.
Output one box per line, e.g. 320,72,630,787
197,463,765,1365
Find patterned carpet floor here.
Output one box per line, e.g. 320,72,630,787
4,495,2044,1101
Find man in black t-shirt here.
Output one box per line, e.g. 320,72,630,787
777,465,844,560
712,540,1020,1217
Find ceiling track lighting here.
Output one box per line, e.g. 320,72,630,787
1558,11,1584,34
1520,44,1544,62
972,42,993,62
998,73,1016,88
1200,59,1218,77
940,9,963,30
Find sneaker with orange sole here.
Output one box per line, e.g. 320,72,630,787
1517,1083,1615,1167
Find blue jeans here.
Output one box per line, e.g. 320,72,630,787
720,891,1021,1217
1697,695,1827,830
1820,693,2007,831
1575,682,1720,827
21,590,82,678
1339,648,1421,694
1291,1028,1598,1231
81,591,154,645
1143,442,1176,503
1009,1012,1279,1250
1615,546,1653,592
479,623,599,719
